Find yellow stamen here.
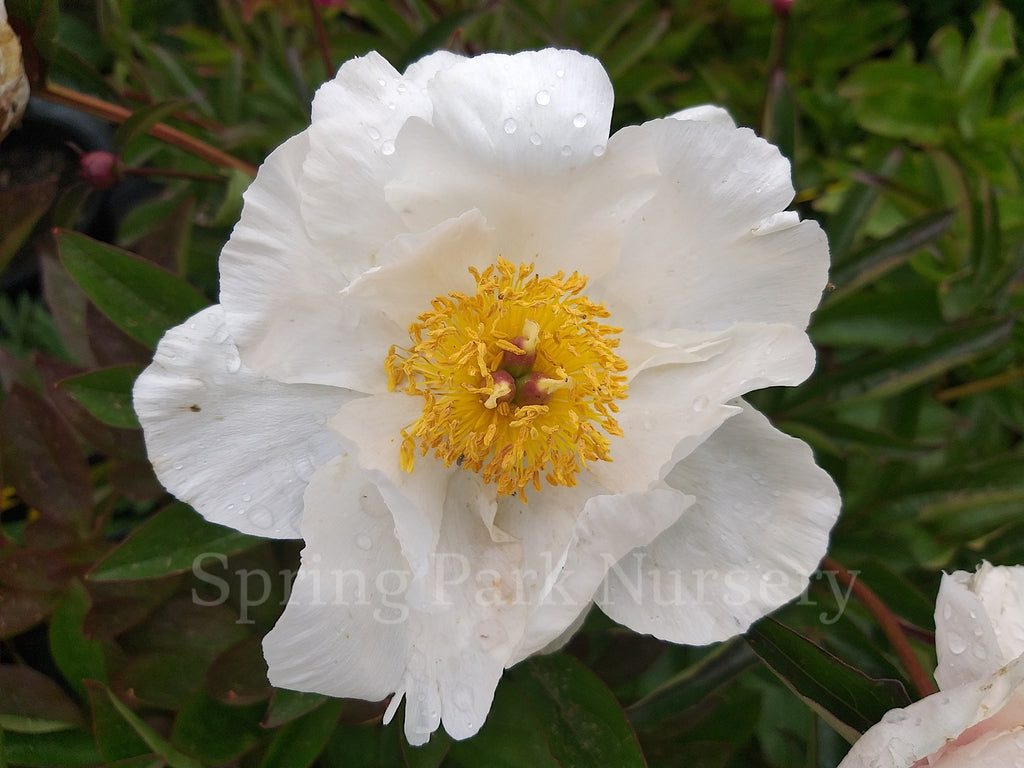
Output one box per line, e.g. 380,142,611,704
386,259,627,498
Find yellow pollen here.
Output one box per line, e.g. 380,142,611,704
386,259,628,499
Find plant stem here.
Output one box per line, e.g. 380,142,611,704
309,0,335,78
36,83,257,176
822,557,938,699
936,366,1024,402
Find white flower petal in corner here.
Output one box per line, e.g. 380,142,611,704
137,48,837,745
935,561,1024,689
133,306,351,538
840,562,1024,767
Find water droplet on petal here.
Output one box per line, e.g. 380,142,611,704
225,354,242,373
367,126,381,141
692,395,709,412
573,113,587,128
503,117,517,135
592,144,606,157
376,78,386,87
356,533,373,551
751,472,762,482
396,83,407,93
555,68,565,78
380,140,395,156
294,456,317,481
947,632,968,655
535,90,550,106
249,507,274,529
972,644,987,660
560,145,572,156
173,463,184,471
529,133,542,146
242,493,253,502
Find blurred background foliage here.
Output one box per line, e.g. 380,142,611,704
1,0,1023,766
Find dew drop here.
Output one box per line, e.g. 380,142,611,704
692,394,709,412
367,126,381,141
396,82,407,93
173,463,184,471
380,140,395,156
560,145,572,156
227,504,235,511
529,133,542,146
592,144,606,157
376,78,386,87
242,493,253,502
294,456,317,482
751,472,762,482
535,90,550,106
555,68,565,78
947,632,968,655
249,507,274,529
503,117,517,135
972,644,988,660
356,533,373,551
573,113,587,128
225,354,242,374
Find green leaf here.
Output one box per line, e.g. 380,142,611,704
170,692,264,764
85,681,203,768
840,60,957,143
89,503,262,581
57,230,208,348
796,318,1012,406
258,698,344,768
58,365,142,429
959,2,1016,96
449,653,645,768
0,728,102,767
746,618,912,742
811,289,946,349
827,210,955,304
261,690,329,729
49,581,108,700
113,99,192,151
626,639,758,730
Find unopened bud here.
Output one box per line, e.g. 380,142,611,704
770,0,793,17
80,151,122,190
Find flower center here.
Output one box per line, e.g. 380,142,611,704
386,259,627,499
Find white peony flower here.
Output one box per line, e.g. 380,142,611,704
134,48,839,745
839,562,1024,767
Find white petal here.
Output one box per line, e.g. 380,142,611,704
505,486,692,664
838,654,1024,768
935,562,1024,689
593,322,817,494
598,403,839,644
594,116,828,335
133,306,349,538
330,210,496,392
218,132,360,387
426,49,613,177
329,393,453,579
266,457,530,746
262,455,407,701
299,52,451,255
668,104,737,127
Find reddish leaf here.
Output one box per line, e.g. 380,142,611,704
0,385,92,531
0,664,86,730
86,303,154,367
0,587,59,638
205,635,272,706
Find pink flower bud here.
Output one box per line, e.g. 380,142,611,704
79,151,122,190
